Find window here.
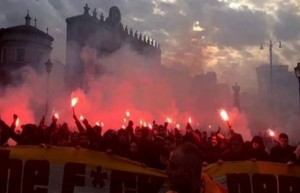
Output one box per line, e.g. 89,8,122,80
16,48,25,62
36,51,43,64
1,48,7,63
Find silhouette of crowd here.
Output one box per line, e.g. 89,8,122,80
0,113,299,169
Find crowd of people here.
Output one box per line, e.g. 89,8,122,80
0,113,299,170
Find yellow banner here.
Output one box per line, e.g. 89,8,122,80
1,146,300,193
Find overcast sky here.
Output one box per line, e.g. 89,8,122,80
1,0,300,91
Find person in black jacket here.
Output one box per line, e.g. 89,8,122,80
270,133,296,164
248,135,269,161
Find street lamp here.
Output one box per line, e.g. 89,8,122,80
45,58,53,116
260,40,282,95
294,62,300,116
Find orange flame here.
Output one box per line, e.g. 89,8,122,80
166,117,172,123
80,115,84,121
267,129,275,137
71,97,78,107
54,113,59,119
16,118,20,127
219,109,229,121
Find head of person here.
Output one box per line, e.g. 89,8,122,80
117,129,129,145
230,133,244,153
78,133,89,148
251,135,265,151
128,141,138,154
210,134,219,147
167,143,203,193
278,133,289,148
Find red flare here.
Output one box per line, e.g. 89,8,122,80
219,109,229,121
71,97,78,107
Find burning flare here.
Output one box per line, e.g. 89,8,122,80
71,97,78,107
126,111,130,117
188,117,192,124
219,109,229,121
166,117,172,124
267,129,276,137
16,118,20,127
54,113,59,119
80,115,84,121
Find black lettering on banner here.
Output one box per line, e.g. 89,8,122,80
278,175,300,193
61,162,86,193
110,171,164,193
7,159,22,193
0,150,10,193
252,174,277,193
22,160,50,193
137,175,164,193
226,173,251,193
122,172,136,193
110,171,129,193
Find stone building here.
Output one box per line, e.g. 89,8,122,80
0,11,54,85
65,4,161,90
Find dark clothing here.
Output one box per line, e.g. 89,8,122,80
205,145,222,164
248,148,269,161
221,147,250,161
0,120,13,145
270,145,296,163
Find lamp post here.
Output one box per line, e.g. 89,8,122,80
294,62,300,117
260,40,282,96
45,58,53,116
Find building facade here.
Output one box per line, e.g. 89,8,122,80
256,64,298,122
0,12,54,85
65,4,161,90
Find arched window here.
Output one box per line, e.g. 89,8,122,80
1,48,7,63
16,48,25,62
